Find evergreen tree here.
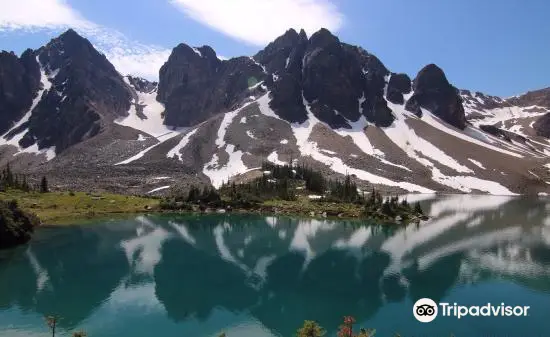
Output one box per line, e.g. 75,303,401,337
40,176,49,193
414,202,424,215
187,186,201,202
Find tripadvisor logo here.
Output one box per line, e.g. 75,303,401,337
413,298,438,323
413,298,530,323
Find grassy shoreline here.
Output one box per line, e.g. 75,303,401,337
0,190,427,226
0,190,160,225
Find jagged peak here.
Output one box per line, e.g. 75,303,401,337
307,28,340,50
414,63,451,90
55,28,92,47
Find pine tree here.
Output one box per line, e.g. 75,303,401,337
414,202,424,215
5,163,13,186
40,176,49,193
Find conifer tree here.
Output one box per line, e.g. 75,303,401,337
40,176,49,193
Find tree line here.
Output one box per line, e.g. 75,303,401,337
160,162,425,221
0,164,49,193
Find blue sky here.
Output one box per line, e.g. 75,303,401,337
0,0,548,97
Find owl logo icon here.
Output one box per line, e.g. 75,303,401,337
413,298,438,323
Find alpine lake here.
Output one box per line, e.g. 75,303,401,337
1,194,549,337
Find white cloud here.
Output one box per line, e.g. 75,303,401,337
0,0,170,80
0,0,95,32
169,0,344,45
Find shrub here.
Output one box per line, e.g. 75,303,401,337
0,199,40,249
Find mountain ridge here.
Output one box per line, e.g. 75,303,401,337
0,28,549,196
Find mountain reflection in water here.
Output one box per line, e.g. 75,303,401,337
1,194,550,337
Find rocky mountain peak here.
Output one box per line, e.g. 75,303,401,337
307,28,340,48
413,63,449,89
14,29,132,153
406,63,466,129
158,42,266,127
253,28,307,75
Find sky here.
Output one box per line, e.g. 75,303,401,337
0,0,548,97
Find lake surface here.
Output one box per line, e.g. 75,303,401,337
1,195,550,337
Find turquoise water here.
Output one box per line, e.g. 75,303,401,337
1,195,550,337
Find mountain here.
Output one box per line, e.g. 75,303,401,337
0,29,549,196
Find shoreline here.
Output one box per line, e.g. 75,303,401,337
3,189,539,227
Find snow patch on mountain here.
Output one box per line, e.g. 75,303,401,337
0,57,57,161
334,116,377,156
292,96,434,193
203,144,248,188
116,78,178,141
431,167,516,195
167,128,198,162
383,102,473,173
468,159,486,169
147,186,171,194
267,151,287,166
420,109,524,158
115,143,162,165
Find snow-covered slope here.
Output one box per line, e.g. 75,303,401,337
127,85,549,195
115,77,180,142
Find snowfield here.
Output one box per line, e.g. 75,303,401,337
115,77,179,141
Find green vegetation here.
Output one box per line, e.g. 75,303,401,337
0,199,40,249
0,190,159,224
296,320,326,337
219,317,454,337
0,163,32,192
161,162,427,224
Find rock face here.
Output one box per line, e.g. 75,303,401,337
508,88,550,108
0,50,40,135
387,73,411,105
252,29,395,128
256,29,309,123
158,45,266,127
127,76,157,93
19,29,132,153
157,29,470,131
406,64,466,129
534,113,550,138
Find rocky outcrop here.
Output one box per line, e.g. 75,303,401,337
479,124,528,143
301,29,365,128
533,113,550,138
508,88,550,108
126,76,157,93
386,73,411,105
19,29,132,153
158,44,266,127
356,46,394,127
0,50,40,135
255,29,395,128
257,29,309,123
406,64,466,129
